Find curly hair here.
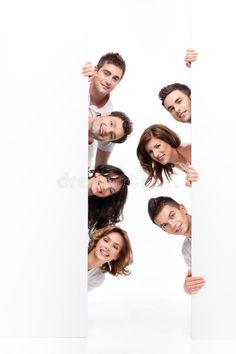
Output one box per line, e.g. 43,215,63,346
96,52,126,80
88,225,133,276
158,83,191,107
136,124,181,187
88,165,130,232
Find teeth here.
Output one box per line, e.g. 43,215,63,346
100,249,109,257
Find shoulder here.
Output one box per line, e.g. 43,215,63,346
88,267,105,291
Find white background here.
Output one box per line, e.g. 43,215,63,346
0,0,88,341
1,0,236,353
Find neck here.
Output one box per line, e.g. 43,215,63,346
185,214,192,237
89,84,109,108
88,250,103,270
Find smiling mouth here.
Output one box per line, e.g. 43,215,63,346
175,225,182,233
179,111,186,118
97,182,103,194
101,84,110,90
100,249,109,257
157,154,165,162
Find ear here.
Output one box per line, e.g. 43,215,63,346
94,172,100,178
94,65,98,74
179,204,187,215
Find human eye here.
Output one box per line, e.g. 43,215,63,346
112,76,119,83
176,98,182,104
161,224,167,230
169,212,175,219
155,144,160,149
103,237,108,242
103,70,109,76
113,244,119,250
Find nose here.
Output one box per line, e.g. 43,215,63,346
174,104,181,113
153,149,159,158
169,220,176,230
105,76,112,86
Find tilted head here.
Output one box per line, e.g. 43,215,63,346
88,225,133,276
136,124,181,186
159,83,191,123
96,52,126,79
90,111,133,144
92,52,126,96
88,165,130,231
148,196,191,236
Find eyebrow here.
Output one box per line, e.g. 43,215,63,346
102,69,121,81
105,235,121,248
167,97,181,111
157,211,172,229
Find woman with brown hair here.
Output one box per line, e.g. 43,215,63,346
88,225,133,291
136,124,198,187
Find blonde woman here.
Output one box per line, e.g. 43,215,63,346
88,225,133,291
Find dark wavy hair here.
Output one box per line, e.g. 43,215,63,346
136,124,181,187
158,83,191,107
88,225,133,276
148,196,180,224
96,52,126,79
88,164,130,232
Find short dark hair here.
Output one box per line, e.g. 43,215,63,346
159,83,191,107
111,111,133,144
148,196,180,224
97,52,126,79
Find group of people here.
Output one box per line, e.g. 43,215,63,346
83,48,205,295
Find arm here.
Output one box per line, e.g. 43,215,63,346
185,165,199,188
184,268,205,294
185,48,198,68
95,148,111,167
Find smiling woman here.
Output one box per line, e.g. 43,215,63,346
88,164,130,232
136,124,198,188
88,225,133,291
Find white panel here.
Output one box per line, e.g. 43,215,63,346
0,1,88,337
191,0,236,339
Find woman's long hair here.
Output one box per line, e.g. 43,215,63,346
88,164,130,232
136,124,181,187
88,225,133,276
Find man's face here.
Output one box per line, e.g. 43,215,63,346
91,115,125,142
92,62,123,95
153,204,190,236
163,89,191,123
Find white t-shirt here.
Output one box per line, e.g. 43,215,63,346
88,98,114,168
182,237,191,267
88,267,105,291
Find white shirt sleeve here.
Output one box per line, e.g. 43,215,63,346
182,237,192,267
88,267,105,291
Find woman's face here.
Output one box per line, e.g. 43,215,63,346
90,172,122,198
145,137,173,165
94,231,124,263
